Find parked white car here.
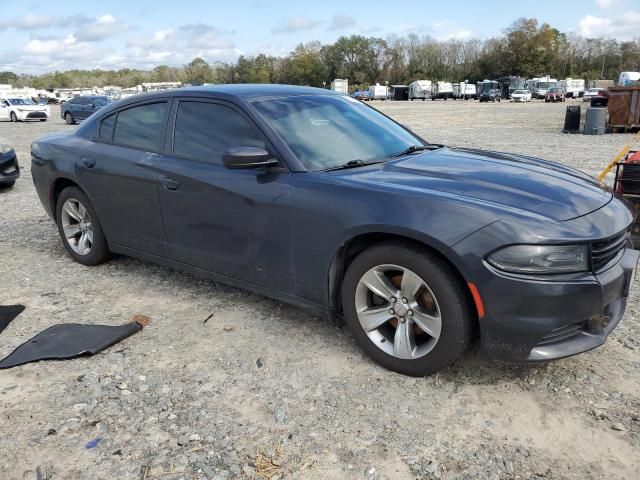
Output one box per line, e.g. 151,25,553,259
583,88,604,102
510,89,532,102
0,97,49,122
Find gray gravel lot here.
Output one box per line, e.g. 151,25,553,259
1,101,639,480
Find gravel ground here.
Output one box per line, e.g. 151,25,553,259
1,101,639,480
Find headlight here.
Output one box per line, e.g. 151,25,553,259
487,244,589,274
0,141,13,155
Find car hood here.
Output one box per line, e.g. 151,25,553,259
332,147,612,222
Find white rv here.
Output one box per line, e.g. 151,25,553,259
619,72,640,87
528,76,557,99
330,79,349,94
452,83,476,99
408,80,432,100
368,83,388,100
559,78,585,98
431,82,453,100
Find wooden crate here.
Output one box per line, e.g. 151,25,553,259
607,86,640,130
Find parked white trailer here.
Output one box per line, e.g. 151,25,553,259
368,83,388,100
452,82,476,99
330,79,349,94
559,78,585,98
408,80,431,100
431,82,453,100
619,72,640,87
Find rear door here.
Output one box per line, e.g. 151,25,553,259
154,98,293,292
78,100,170,256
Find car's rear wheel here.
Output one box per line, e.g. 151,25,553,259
65,112,74,125
341,242,474,376
56,187,110,266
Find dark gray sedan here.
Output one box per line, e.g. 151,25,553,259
31,85,638,376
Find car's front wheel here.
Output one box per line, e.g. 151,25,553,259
341,242,474,376
55,186,110,266
10,112,17,122
65,112,74,125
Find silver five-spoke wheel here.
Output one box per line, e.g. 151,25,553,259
60,198,94,256
355,264,442,360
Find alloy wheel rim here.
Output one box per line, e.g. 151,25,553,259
355,264,442,360
61,198,93,255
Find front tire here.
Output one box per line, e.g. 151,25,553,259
10,112,17,122
55,186,110,266
341,242,474,376
65,112,75,125
0,181,15,189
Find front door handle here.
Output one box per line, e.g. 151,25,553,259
160,177,180,191
81,157,96,168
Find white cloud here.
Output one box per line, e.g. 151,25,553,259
329,14,356,31
126,23,239,68
272,16,322,34
596,0,615,8
0,14,56,31
73,14,127,42
402,21,473,41
578,10,640,39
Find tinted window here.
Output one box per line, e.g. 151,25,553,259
173,102,265,165
98,113,116,142
113,102,168,151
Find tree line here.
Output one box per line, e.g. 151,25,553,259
1,18,639,91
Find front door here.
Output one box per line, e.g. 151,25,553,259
0,100,10,121
155,99,293,292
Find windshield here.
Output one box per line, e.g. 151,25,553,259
251,94,422,171
8,98,34,105
514,90,527,94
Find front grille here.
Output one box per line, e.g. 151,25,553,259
538,322,585,346
591,231,629,272
26,111,46,119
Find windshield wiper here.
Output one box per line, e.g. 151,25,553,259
390,144,429,158
323,159,370,172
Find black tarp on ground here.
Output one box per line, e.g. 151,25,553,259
0,317,149,369
0,305,25,334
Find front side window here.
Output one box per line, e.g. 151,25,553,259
252,94,421,171
113,102,167,151
173,101,266,165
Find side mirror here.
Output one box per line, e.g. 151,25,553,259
223,147,278,169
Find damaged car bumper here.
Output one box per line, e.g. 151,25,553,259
453,199,639,362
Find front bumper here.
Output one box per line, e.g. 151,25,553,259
0,150,20,184
16,110,48,121
477,247,639,362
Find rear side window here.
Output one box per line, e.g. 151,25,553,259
173,101,265,165
113,102,168,151
98,113,116,142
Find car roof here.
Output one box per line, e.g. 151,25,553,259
113,84,340,108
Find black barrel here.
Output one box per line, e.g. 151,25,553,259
563,105,581,133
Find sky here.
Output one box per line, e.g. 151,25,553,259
0,0,638,74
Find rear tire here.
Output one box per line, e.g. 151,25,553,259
55,186,110,266
341,242,474,376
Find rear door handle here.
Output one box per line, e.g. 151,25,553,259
160,177,180,191
81,157,96,168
